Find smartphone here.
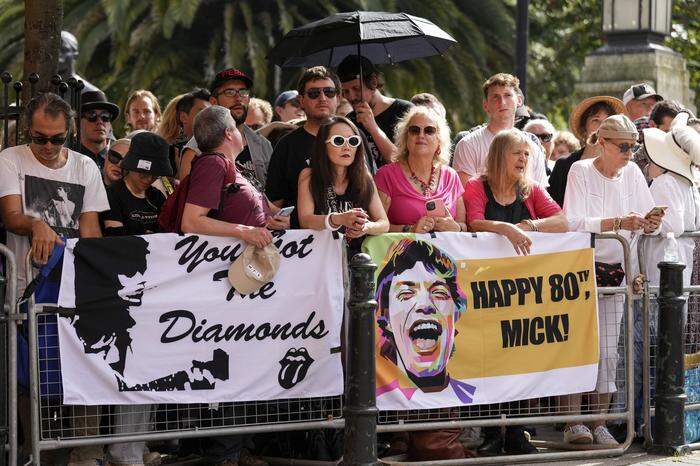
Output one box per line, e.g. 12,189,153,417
645,206,667,219
277,206,295,217
425,198,447,218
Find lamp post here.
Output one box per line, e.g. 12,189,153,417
600,0,673,51
515,0,529,99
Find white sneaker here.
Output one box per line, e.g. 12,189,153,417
563,424,593,444
593,425,619,446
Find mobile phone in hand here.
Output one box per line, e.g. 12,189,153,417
425,198,447,218
277,206,295,217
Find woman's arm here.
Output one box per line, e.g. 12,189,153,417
297,169,328,231
518,212,568,233
469,219,531,255
355,182,389,236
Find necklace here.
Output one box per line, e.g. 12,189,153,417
407,160,437,198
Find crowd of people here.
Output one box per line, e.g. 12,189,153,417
1,56,700,465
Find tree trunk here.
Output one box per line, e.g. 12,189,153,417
23,0,63,97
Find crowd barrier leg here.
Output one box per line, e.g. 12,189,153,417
342,253,379,466
27,286,41,464
0,245,18,466
652,260,690,455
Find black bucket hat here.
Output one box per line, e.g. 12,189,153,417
120,132,173,177
81,90,120,120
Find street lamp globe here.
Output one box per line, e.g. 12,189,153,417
602,0,672,48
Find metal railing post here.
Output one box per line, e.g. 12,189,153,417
653,259,690,455
0,245,18,466
342,253,379,466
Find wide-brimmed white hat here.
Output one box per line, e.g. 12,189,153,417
643,112,700,184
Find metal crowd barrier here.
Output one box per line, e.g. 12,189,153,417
377,233,636,465
6,233,638,465
639,231,700,450
24,252,345,465
0,245,18,466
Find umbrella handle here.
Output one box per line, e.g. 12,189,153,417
357,42,363,103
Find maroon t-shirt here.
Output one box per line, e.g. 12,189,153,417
186,154,269,227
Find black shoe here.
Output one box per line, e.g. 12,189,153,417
477,436,503,456
504,429,537,455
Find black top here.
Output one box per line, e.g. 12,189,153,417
483,180,531,225
235,146,265,192
547,148,583,208
348,98,413,169
101,180,166,236
78,143,109,170
265,127,317,228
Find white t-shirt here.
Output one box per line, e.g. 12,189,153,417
451,125,549,186
0,145,109,293
644,172,700,286
563,157,655,269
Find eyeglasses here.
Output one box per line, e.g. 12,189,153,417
303,87,338,99
107,149,123,164
29,133,67,146
217,88,250,98
611,141,641,153
326,135,362,148
534,133,553,143
408,125,437,136
82,112,112,123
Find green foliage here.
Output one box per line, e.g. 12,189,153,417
0,0,696,137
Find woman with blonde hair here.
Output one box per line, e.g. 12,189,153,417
465,128,567,254
375,106,466,233
124,89,162,133
157,93,186,144
463,128,565,455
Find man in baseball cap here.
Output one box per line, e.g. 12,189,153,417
273,90,305,122
623,83,663,121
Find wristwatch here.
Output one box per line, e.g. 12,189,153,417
402,225,411,233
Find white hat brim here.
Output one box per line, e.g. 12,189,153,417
643,127,695,183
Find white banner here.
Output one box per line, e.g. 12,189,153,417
57,231,345,405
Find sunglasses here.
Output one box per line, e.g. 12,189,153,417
611,142,641,154
107,149,123,164
218,88,250,98
534,133,553,143
303,87,338,99
30,133,67,146
83,112,112,123
408,125,437,136
326,135,362,148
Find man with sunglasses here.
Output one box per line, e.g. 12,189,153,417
265,66,342,228
452,73,548,188
0,92,109,466
78,90,120,170
178,68,273,192
337,55,413,168
523,118,557,173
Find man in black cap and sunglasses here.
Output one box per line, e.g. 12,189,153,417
79,90,120,170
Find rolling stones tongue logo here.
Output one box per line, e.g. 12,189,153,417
278,347,314,389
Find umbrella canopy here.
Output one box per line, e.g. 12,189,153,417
268,11,457,67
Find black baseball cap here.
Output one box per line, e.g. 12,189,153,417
337,55,377,83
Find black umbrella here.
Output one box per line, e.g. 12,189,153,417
268,11,457,68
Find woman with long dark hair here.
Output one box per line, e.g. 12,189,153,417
297,116,388,239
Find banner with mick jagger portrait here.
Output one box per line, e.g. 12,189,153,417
56,230,344,405
363,232,600,411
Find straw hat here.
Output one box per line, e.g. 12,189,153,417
643,112,700,184
569,96,626,143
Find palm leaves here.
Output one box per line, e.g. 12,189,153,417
0,0,515,132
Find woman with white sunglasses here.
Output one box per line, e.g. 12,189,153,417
375,106,467,233
297,115,388,239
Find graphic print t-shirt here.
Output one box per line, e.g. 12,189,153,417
0,145,109,292
101,181,166,235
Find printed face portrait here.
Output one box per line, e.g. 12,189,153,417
388,261,457,380
377,239,466,391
